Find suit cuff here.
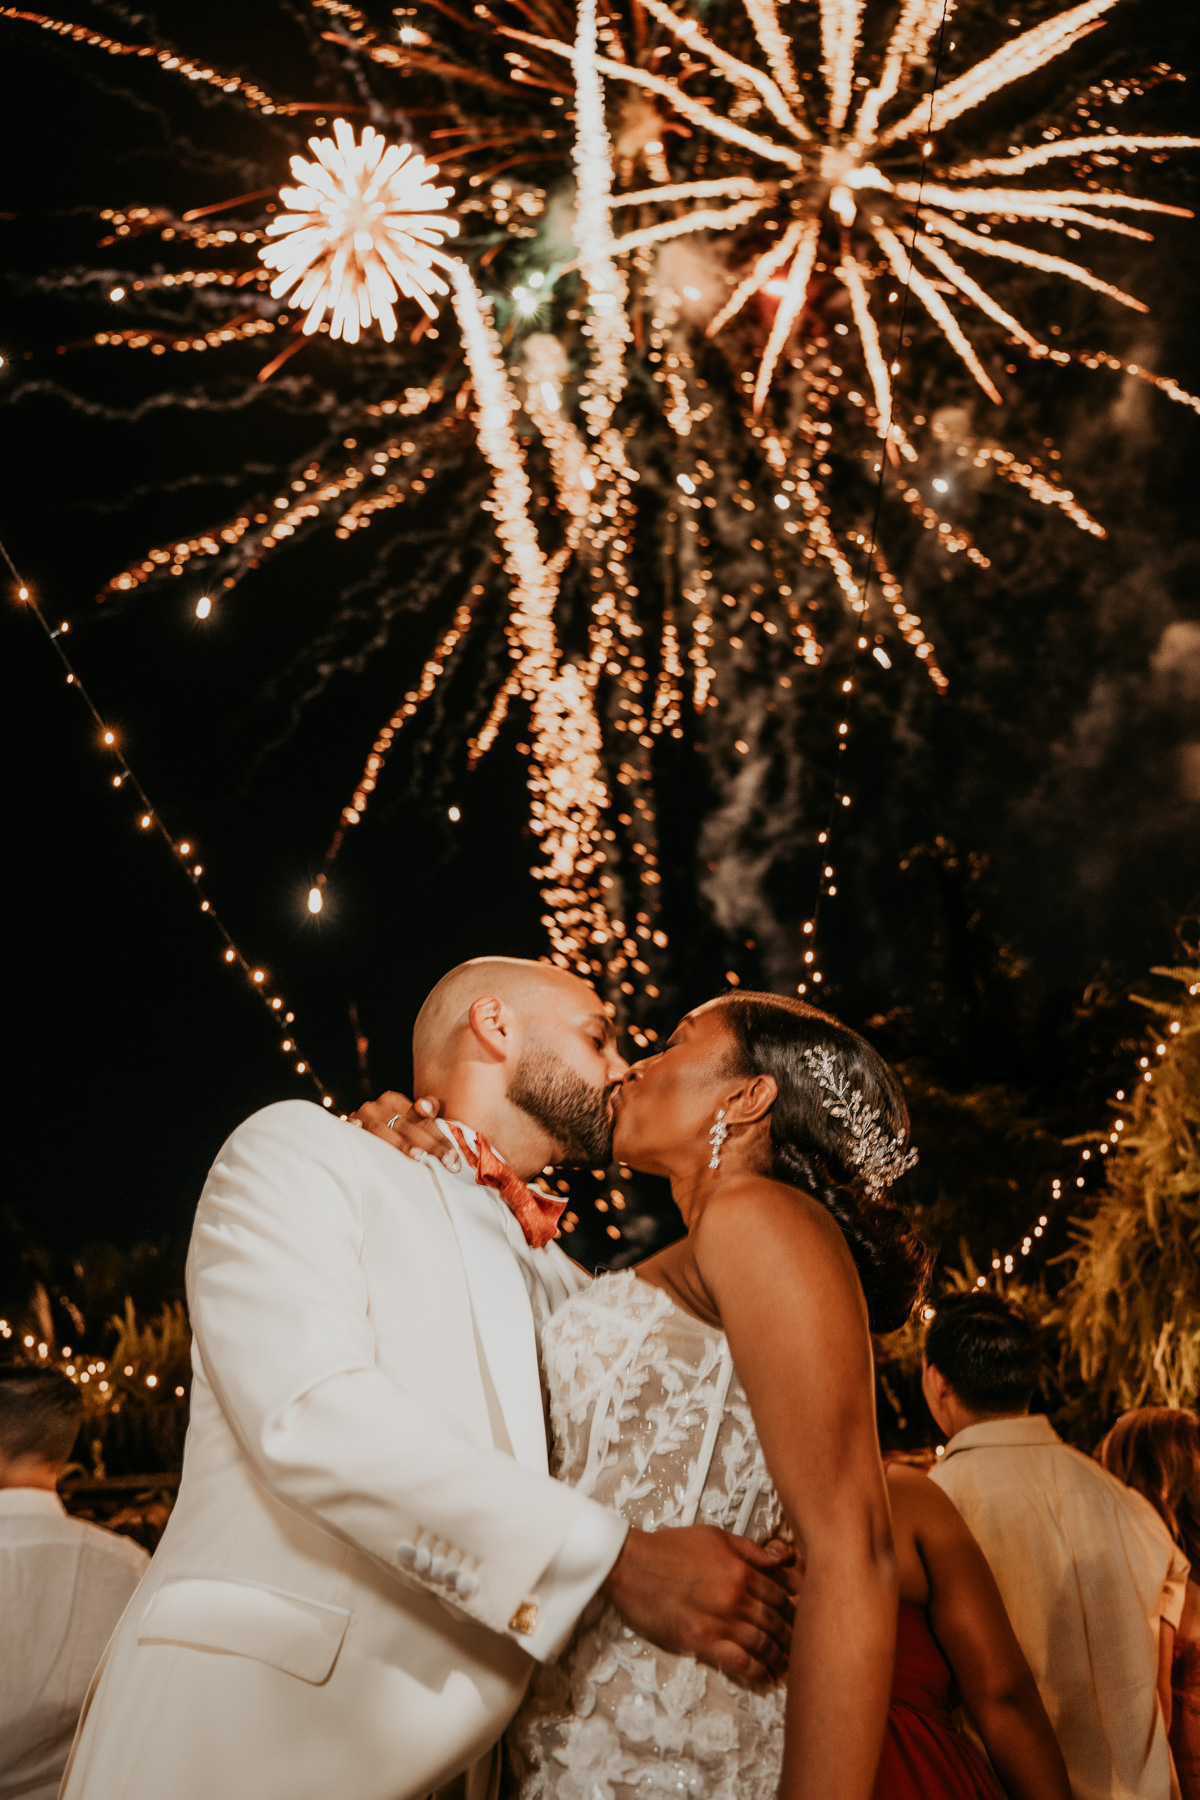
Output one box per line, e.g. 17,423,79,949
509,1501,628,1663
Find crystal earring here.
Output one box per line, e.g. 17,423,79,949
708,1109,728,1170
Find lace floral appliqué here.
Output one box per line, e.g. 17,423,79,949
508,1272,786,1800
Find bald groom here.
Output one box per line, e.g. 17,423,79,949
61,957,792,1800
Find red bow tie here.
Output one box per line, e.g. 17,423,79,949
445,1124,566,1249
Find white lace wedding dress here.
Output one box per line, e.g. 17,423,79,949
507,1270,786,1800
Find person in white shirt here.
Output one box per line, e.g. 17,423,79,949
924,1290,1190,1800
61,957,793,1800
0,1364,147,1800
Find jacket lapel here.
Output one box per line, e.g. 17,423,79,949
428,1167,550,1475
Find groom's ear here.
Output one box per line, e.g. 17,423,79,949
728,1072,777,1125
466,994,514,1062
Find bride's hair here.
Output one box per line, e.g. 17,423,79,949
718,992,929,1333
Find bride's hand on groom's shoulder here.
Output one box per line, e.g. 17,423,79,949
601,1524,795,1689
350,1092,462,1170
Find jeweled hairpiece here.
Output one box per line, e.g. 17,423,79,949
799,1046,918,1197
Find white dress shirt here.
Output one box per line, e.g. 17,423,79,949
0,1488,147,1800
932,1414,1190,1800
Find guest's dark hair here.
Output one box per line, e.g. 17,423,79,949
1098,1407,1200,1570
717,992,929,1333
0,1364,84,1464
923,1291,1040,1414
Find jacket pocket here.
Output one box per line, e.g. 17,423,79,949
137,1575,351,1684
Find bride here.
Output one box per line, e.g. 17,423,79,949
505,991,926,1800
372,989,926,1800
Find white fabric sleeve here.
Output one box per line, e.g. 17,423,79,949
513,1501,629,1662
1161,1544,1191,1629
187,1100,617,1642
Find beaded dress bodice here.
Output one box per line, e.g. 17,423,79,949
507,1270,786,1800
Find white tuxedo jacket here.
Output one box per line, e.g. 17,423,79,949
60,1101,626,1800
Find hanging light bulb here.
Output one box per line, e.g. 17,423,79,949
308,886,323,914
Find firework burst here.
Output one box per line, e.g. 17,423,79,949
502,0,1197,423
4,0,1198,1025
260,119,458,339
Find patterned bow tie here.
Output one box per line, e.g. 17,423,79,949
445,1124,566,1249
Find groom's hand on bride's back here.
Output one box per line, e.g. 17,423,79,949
351,1091,463,1169
601,1525,794,1686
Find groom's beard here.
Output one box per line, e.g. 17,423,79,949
507,1044,614,1166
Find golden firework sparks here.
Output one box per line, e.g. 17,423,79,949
450,265,611,967
504,0,1197,425
18,0,1196,1004
259,119,459,341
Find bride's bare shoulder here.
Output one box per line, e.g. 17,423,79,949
691,1176,869,1343
693,1174,849,1263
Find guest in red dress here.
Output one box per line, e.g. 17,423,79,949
877,1462,1071,1800
1099,1407,1200,1800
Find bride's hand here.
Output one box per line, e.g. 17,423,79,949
601,1524,795,1688
350,1092,463,1171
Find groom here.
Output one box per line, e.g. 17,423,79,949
61,957,792,1800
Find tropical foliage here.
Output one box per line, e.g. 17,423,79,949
1056,954,1200,1416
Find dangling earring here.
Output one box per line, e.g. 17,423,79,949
708,1109,728,1170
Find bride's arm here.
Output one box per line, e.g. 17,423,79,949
692,1177,897,1800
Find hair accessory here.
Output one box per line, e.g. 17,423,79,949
799,1047,918,1196
708,1108,728,1170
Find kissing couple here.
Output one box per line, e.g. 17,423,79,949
61,956,927,1800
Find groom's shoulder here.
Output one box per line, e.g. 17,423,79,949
224,1098,345,1149
212,1101,433,1199
209,1099,364,1175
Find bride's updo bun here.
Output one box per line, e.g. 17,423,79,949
718,992,929,1334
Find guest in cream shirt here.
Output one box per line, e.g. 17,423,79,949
0,1365,147,1800
924,1292,1189,1800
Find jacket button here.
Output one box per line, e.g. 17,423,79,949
455,1570,480,1598
397,1542,417,1565
413,1545,432,1574
430,1556,449,1582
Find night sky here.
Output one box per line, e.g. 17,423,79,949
2,0,1198,1288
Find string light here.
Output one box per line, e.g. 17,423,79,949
986,969,1199,1287
2,535,336,1110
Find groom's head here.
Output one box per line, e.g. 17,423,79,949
413,958,627,1170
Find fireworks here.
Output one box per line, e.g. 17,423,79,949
504,0,1197,422
5,0,1199,1020
260,120,458,340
